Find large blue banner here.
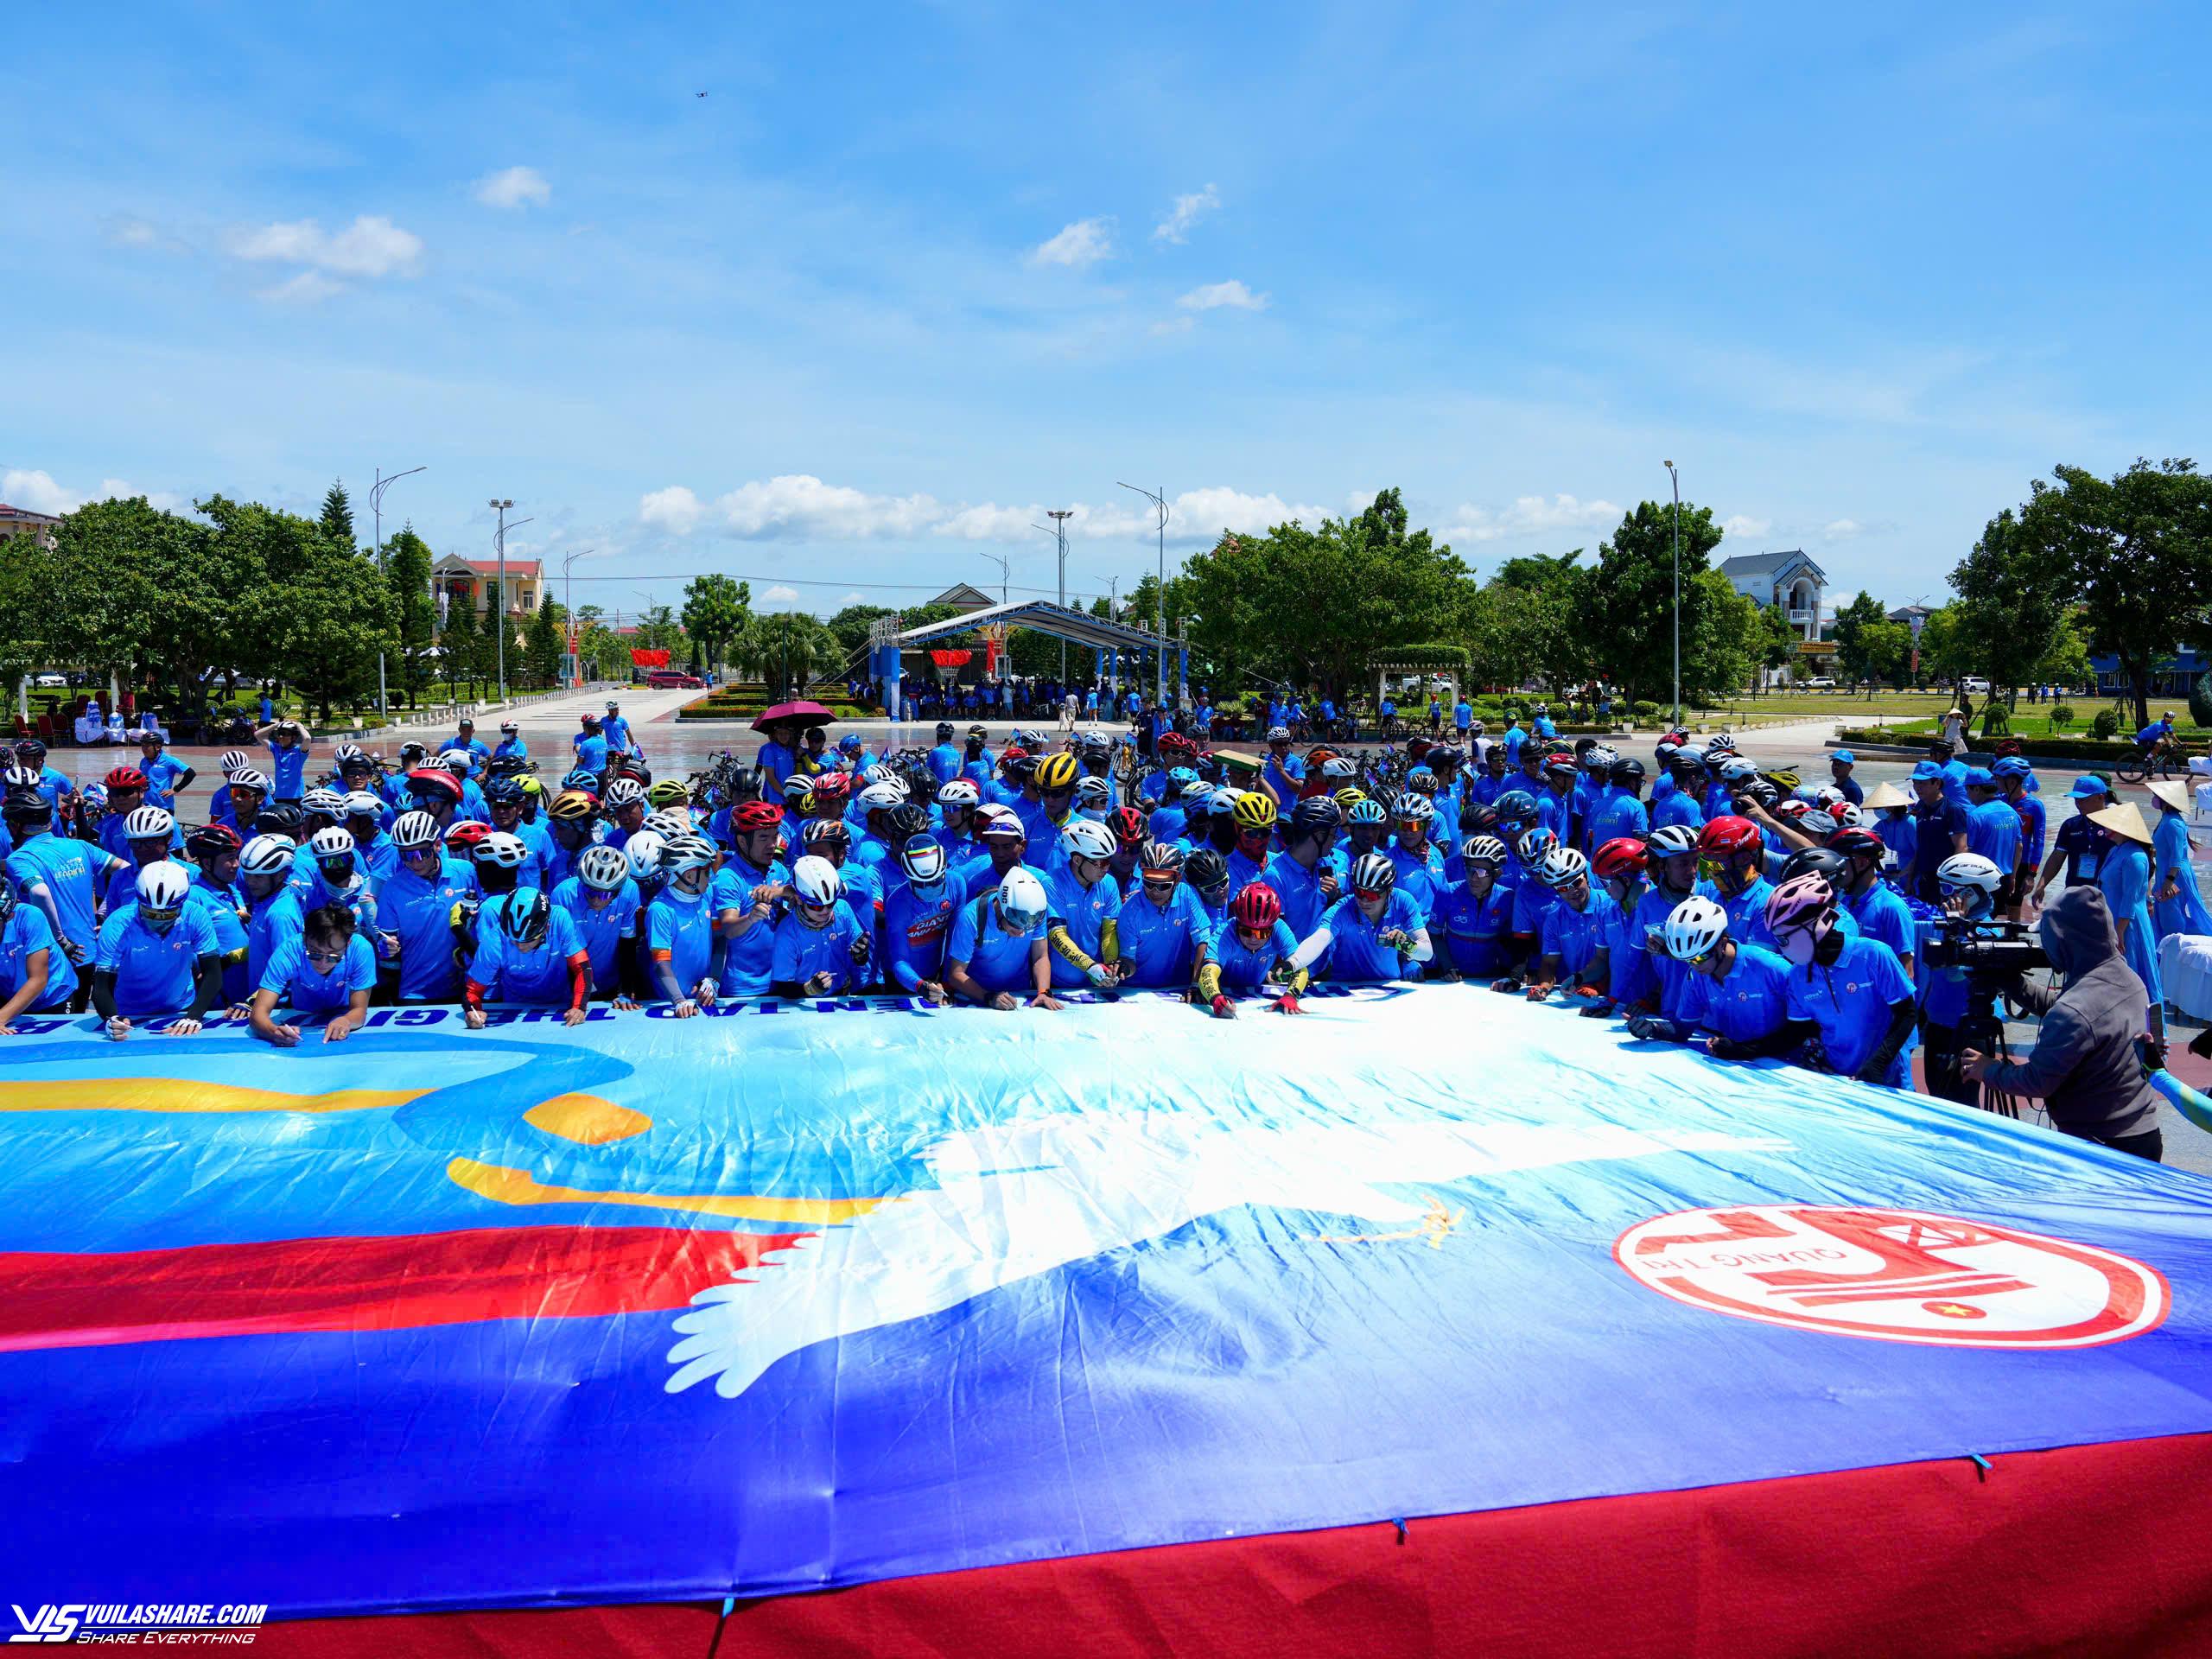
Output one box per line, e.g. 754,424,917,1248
2,987,2209,1618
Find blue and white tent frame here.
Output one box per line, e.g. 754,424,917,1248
870,600,1188,707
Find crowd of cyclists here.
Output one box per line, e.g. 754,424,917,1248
0,689,2184,1159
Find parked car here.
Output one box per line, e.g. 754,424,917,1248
645,669,704,690
1959,676,1991,694
1802,676,1836,690
32,672,66,688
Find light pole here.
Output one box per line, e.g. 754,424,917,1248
1046,509,1073,683
975,550,1008,607
369,465,423,720
1664,461,1681,727
1117,482,1169,708
487,499,531,705
1094,573,1118,621
562,547,595,686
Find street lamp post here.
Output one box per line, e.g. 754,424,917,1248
487,499,531,706
1664,461,1681,727
368,465,423,720
1046,509,1073,684
1116,482,1169,709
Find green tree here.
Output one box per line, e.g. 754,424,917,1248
37,496,228,711
747,611,840,698
1582,500,1727,706
384,526,437,707
438,594,480,699
526,594,566,687
475,582,508,695
680,574,752,672
2017,459,2212,728
826,602,896,658
1829,590,1891,690
226,499,394,721
1751,602,1799,695
320,480,355,551
1685,575,1762,704
1946,505,2073,707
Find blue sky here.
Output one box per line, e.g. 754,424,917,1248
6,2,2206,624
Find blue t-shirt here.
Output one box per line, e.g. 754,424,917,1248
0,905,77,1010
1843,882,1917,970
709,857,791,995
1114,882,1217,988
1436,880,1516,978
574,734,612,773
1262,851,1336,940
945,892,1044,993
1539,888,1622,983
95,905,219,1016
1315,890,1423,982
375,858,473,1001
1386,840,1447,931
882,876,968,992
1784,933,1916,1083
645,891,719,996
140,753,192,811
1587,793,1650,850
1213,917,1299,992
927,743,964,784
7,834,105,958
464,902,583,1008
259,931,377,1014
1966,798,2023,873
2012,792,2048,869
186,874,251,1001
770,902,868,992
553,875,639,991
1042,868,1120,989
264,739,310,799
1677,944,1794,1045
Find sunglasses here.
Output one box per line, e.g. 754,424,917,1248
304,947,346,965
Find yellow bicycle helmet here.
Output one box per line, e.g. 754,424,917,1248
518,775,543,798
1231,792,1279,832
647,779,690,808
1034,752,1080,791
1332,785,1369,815
548,789,597,823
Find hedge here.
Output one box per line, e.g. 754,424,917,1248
1835,727,2202,764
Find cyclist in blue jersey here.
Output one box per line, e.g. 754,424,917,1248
1629,895,1796,1057
1624,823,1704,1020
1434,835,1516,981
882,836,968,1002
555,843,643,1007
372,814,466,1005
1260,727,1305,808
1828,828,1916,980
100,805,182,915
570,716,611,777
646,833,723,1015
1532,706,1557,740
255,717,313,802
770,855,871,997
1963,769,2023,905
1261,798,1342,938
1592,837,1655,1012
953,804,1036,899
1652,750,1707,831
13,739,74,830
1385,794,1446,938
134,731,194,812
1113,842,1226,1011
5,793,118,980
491,721,529,764
1225,793,1277,894
946,868,1059,1008
1503,825,1561,977
1522,845,1619,1009
1468,744,1511,807
1993,758,2044,917
0,876,77,1025
1589,758,1651,848
707,802,790,998
1184,848,1232,934
249,901,376,1043
801,818,881,972
92,861,222,1038
460,887,588,1023
1208,881,1306,1011
1290,852,1430,982
927,722,964,784
1700,814,1777,949
1767,874,1917,1086
236,834,308,990
1918,852,2007,1107
1537,754,1578,841
601,700,636,756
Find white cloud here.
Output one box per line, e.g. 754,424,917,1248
1153,183,1219,244
1148,316,1194,337
1723,514,1773,539
257,270,346,304
474,166,551,209
1027,217,1116,269
1176,279,1268,312
104,215,188,254
1823,518,1861,538
837,590,867,605
228,214,424,278
760,585,801,606
639,485,704,534
2,468,183,516
637,477,1328,544
1445,493,1624,543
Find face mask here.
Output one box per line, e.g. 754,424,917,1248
1777,925,1821,968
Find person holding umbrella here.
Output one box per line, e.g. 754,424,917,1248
753,701,836,787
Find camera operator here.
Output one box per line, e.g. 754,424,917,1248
1961,886,2164,1161
1922,852,2010,1109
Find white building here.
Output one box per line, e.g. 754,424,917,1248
1717,550,1827,642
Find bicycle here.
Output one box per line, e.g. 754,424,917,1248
2115,737,2187,786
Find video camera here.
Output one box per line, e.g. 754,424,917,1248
1921,918,2048,979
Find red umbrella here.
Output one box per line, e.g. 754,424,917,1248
752,700,836,734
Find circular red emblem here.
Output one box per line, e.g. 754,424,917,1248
1614,1205,2169,1349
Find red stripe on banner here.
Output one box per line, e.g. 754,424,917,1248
0,1224,808,1352
251,1431,2212,1657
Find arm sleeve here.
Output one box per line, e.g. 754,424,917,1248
1287,924,1335,972
91,968,118,1020
1404,926,1433,965
1047,922,1097,975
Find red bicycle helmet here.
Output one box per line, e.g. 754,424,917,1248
1230,883,1282,931
1109,804,1148,847
406,766,464,804
104,766,149,791
1698,814,1762,857
1592,837,1648,881
444,821,492,855
733,800,784,831
810,772,850,801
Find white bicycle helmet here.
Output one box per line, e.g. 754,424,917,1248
936,779,981,806
474,831,530,869
1936,851,2004,918
1661,894,1730,962
1646,823,1700,859
1060,818,1116,862
308,826,355,861
303,787,346,817
855,783,904,813
1349,852,1396,893
791,854,842,906
622,830,668,883
577,843,631,892
219,749,251,776
230,767,272,794
605,779,646,809
123,805,174,842
662,833,717,874
1461,834,1508,867
135,859,192,912
1535,844,1589,890
995,868,1048,928
341,790,384,819
391,810,442,852
1392,794,1433,824
239,835,296,877
900,836,950,885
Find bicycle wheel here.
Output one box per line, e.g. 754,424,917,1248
2115,753,2149,785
